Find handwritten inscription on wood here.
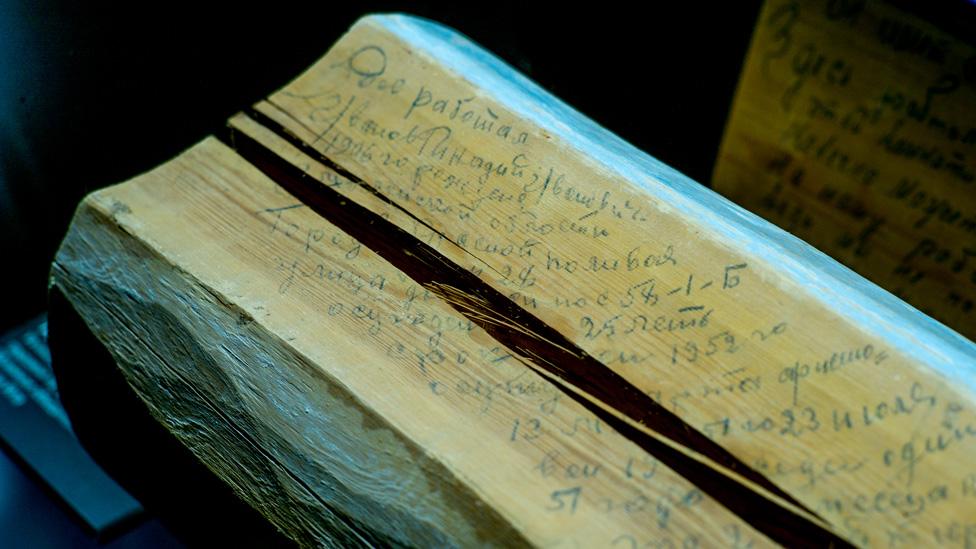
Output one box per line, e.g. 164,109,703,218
52,13,976,547
714,0,976,340
56,138,768,547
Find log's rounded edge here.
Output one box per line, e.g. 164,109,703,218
367,13,976,389
47,286,295,548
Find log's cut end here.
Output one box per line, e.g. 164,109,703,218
49,140,536,548
51,11,976,549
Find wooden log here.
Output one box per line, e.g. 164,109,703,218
51,13,976,547
713,0,976,340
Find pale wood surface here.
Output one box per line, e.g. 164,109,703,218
52,13,976,547
713,0,976,340
52,138,767,547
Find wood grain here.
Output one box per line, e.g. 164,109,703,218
52,13,976,547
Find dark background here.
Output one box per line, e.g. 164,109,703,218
0,1,766,335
